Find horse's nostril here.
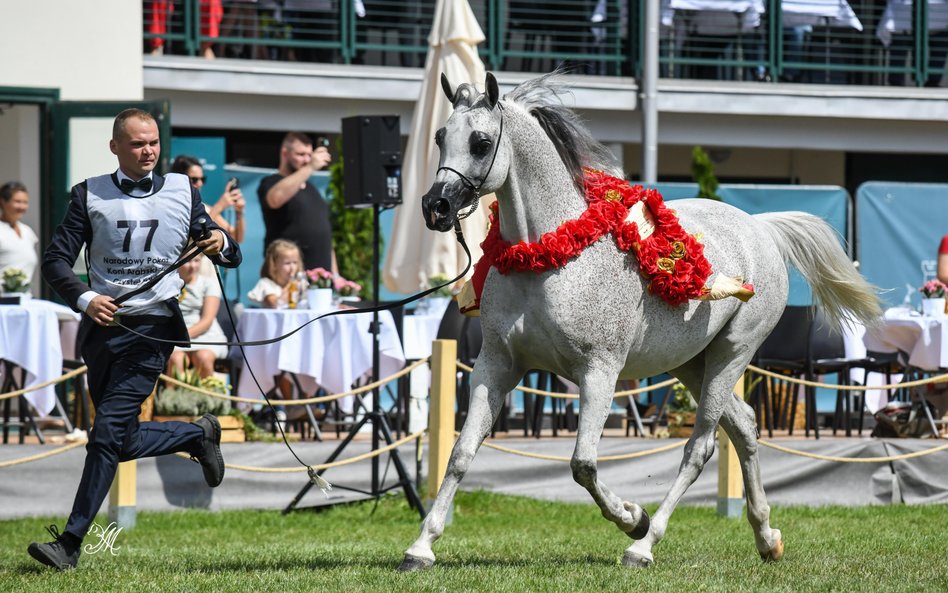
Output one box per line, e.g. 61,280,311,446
434,198,451,216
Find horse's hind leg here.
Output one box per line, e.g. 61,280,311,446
623,348,746,568
571,367,650,539
718,395,783,561
398,360,520,572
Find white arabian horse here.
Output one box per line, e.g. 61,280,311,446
399,72,881,570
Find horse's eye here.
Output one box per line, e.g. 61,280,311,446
434,128,445,147
471,138,492,158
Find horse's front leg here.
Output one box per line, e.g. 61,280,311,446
398,359,520,572
571,367,650,540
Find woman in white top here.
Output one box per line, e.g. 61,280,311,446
0,181,39,280
168,255,230,380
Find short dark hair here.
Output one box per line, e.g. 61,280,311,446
171,155,202,175
281,131,313,149
0,181,27,202
113,108,155,140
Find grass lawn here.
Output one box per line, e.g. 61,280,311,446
0,491,945,592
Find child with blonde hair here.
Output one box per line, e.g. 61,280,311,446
248,239,306,308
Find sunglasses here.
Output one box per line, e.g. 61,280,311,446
189,176,207,184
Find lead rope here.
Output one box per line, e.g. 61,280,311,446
116,222,473,489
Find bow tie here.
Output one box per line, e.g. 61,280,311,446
120,177,153,193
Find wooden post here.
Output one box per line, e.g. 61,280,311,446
109,460,137,529
717,374,744,519
427,339,457,505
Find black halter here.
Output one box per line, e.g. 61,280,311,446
436,105,505,221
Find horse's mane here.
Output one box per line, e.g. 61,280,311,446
504,72,622,190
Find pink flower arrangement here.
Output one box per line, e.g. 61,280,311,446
919,279,947,298
305,267,333,289
334,278,362,297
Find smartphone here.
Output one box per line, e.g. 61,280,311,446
227,177,240,190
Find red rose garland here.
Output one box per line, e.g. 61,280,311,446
472,169,712,309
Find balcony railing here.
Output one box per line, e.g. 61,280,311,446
143,0,946,87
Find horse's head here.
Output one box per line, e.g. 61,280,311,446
422,71,506,232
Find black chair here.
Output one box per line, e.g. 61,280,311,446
808,310,852,437
847,349,908,436
753,306,816,438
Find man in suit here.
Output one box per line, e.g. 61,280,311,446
29,108,242,571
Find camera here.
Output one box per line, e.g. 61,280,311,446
227,177,240,190
316,136,330,149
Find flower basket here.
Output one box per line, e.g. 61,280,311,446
668,411,696,438
156,369,231,418
1,267,30,295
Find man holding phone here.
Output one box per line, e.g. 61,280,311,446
171,155,245,244
258,132,336,274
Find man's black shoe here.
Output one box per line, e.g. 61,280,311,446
190,413,224,487
27,525,80,570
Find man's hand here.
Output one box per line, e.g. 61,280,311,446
197,229,225,256
312,146,332,171
87,295,120,326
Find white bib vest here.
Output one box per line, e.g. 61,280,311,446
84,173,192,316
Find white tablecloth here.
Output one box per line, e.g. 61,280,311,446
401,312,443,360
783,0,862,30
667,0,765,33
877,0,948,46
863,310,948,371
233,308,405,400
0,299,79,417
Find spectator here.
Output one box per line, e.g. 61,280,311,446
0,181,39,280
247,239,306,405
285,0,337,63
938,236,948,285
220,0,269,60
258,132,337,274
167,254,229,380
247,238,306,309
33,107,241,570
171,155,245,243
148,0,222,58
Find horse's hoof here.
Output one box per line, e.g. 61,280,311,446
759,537,784,562
622,504,650,540
397,554,434,572
622,549,654,568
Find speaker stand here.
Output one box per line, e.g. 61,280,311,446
283,203,424,517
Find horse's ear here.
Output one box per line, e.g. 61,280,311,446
485,72,499,109
441,73,456,104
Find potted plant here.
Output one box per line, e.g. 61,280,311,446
334,276,362,302
305,267,334,311
919,279,948,317
667,383,697,437
155,367,231,421
424,273,455,317
1,267,30,301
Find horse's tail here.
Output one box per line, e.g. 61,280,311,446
756,211,882,329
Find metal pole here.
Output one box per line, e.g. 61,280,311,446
641,0,660,183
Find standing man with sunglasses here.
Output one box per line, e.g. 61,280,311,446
30,108,242,571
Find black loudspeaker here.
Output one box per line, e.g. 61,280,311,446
342,115,403,207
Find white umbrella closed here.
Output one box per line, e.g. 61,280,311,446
383,0,492,295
